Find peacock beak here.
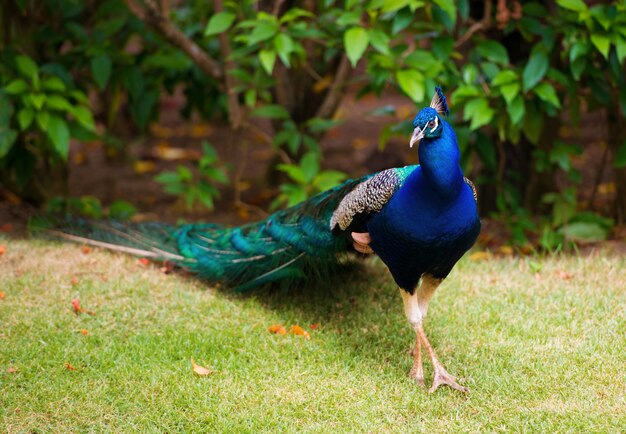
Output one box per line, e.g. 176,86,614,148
409,126,424,148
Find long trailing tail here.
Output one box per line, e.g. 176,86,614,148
36,177,363,291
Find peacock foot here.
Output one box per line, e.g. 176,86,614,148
408,365,426,388
429,366,468,393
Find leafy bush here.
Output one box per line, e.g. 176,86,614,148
154,142,228,210
2,0,626,247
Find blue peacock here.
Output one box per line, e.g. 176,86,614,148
51,87,480,392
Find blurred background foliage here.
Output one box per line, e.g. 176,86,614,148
1,0,625,250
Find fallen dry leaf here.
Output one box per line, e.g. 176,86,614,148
138,258,150,266
72,298,82,313
268,324,287,335
0,291,5,300
80,329,88,336
469,251,490,262
556,270,573,281
191,358,214,376
81,246,92,254
190,123,213,138
0,223,13,233
289,325,311,340
498,245,514,256
309,323,320,330
7,366,18,373
71,298,96,315
0,244,6,256
72,151,86,165
65,362,77,371
70,276,80,286
133,160,156,174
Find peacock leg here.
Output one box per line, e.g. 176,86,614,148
408,333,425,387
416,325,468,393
402,274,467,392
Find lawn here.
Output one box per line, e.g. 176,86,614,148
1,238,625,432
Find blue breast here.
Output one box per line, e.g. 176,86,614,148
366,167,480,291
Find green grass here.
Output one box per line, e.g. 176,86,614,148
1,238,625,432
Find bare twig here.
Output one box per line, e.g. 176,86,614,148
124,0,223,80
214,0,243,129
315,54,351,120
454,0,493,49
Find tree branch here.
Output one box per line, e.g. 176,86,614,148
124,0,223,80
314,54,351,120
454,0,493,49
214,0,243,129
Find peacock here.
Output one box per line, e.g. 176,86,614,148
47,87,480,393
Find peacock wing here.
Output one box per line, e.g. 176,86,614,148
330,165,417,233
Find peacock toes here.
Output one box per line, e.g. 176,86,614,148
401,274,468,393
416,325,468,393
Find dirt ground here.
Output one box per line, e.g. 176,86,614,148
0,89,624,254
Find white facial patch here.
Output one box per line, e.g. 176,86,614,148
430,116,439,133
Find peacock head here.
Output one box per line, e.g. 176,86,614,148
409,87,449,148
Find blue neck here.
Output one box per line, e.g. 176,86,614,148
416,120,463,199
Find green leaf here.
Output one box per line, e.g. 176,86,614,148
15,55,38,80
533,82,561,108
522,47,549,91
368,29,391,55
29,94,46,110
464,98,494,130
590,34,610,59
475,40,509,65
300,152,319,183
46,95,73,112
4,79,29,94
312,170,347,191
69,106,95,130
279,7,314,23
91,54,112,90
47,114,70,159
344,27,369,67
559,222,608,242
507,94,525,125
569,41,589,63
570,57,586,80
154,171,181,186
17,108,34,130
615,36,626,64
250,104,290,119
491,70,517,86
274,33,294,66
433,0,456,23
0,95,17,158
395,69,424,103
108,200,137,220
247,21,278,46
204,11,236,36
380,0,410,13
41,76,66,92
277,164,307,184
556,0,587,12
0,128,17,159
500,83,520,104
259,49,276,74
36,111,49,130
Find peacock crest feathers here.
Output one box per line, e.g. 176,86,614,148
429,86,449,116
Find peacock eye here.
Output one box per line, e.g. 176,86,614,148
427,120,436,129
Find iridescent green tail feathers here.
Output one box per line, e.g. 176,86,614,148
39,178,362,291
